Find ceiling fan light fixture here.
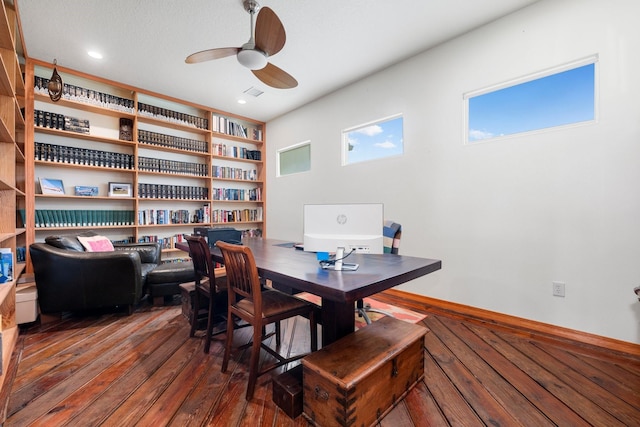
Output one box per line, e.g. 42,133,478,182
237,49,267,70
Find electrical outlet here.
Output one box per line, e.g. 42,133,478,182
552,281,565,297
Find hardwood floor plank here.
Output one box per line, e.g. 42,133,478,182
421,332,484,425
436,315,555,426
135,333,214,426
571,349,640,401
98,328,203,426
379,401,414,427
8,307,177,412
6,309,182,426
485,328,621,426
66,319,198,426
463,322,591,427
166,340,229,426
403,381,449,427
501,331,638,426
27,324,182,426
422,316,521,425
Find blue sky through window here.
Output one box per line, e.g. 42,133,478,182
468,62,595,142
344,116,403,164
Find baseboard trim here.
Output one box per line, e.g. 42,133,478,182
377,289,640,358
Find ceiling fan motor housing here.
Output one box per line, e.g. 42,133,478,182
237,47,268,70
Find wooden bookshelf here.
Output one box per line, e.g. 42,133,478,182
24,59,265,263
0,0,25,396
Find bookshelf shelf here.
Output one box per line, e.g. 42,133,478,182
26,59,265,262
35,160,137,174
34,126,137,148
34,93,136,119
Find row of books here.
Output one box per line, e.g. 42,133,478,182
211,208,263,224
138,102,209,130
137,208,208,226
212,143,262,161
212,165,258,181
34,77,135,113
138,129,208,153
35,109,90,134
138,156,208,176
212,187,262,201
138,183,208,200
138,234,188,250
35,141,135,169
212,115,262,141
34,210,136,228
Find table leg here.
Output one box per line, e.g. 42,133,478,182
321,298,355,345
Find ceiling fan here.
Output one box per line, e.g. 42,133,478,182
185,0,297,89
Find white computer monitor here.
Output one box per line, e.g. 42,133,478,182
303,203,384,254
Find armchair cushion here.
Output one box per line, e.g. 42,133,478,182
77,235,115,252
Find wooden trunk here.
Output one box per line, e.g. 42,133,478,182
302,316,427,427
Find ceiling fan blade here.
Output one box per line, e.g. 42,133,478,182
252,62,298,89
255,7,286,57
185,47,240,64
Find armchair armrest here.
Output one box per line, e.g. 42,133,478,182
113,242,162,264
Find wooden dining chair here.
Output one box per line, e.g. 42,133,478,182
185,235,230,353
216,241,319,400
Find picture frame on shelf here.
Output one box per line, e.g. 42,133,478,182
39,178,65,195
108,182,133,197
75,186,99,197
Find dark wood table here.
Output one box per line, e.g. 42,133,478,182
179,238,441,345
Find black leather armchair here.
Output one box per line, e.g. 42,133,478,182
29,233,161,315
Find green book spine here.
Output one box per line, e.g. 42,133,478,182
35,210,43,228
42,210,52,227
49,209,64,227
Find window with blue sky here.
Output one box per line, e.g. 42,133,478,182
343,115,403,165
466,58,596,143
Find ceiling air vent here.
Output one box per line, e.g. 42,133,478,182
244,87,264,97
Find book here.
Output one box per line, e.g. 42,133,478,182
0,248,13,283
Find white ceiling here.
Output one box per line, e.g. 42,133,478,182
16,0,539,122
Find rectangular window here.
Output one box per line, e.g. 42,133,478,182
343,115,403,165
277,141,311,176
465,57,597,143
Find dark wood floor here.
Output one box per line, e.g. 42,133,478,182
1,296,639,426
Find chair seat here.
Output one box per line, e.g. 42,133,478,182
235,289,311,318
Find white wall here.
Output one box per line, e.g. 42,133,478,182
265,0,640,344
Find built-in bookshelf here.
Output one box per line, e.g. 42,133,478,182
24,59,266,262
0,0,26,397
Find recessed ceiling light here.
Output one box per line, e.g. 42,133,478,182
87,51,103,59
237,99,247,104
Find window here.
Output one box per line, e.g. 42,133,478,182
277,141,311,176
465,57,597,143
342,115,403,165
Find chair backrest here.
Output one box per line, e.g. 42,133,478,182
216,241,262,309
383,220,402,254
185,235,217,286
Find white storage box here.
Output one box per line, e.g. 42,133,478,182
16,286,38,324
